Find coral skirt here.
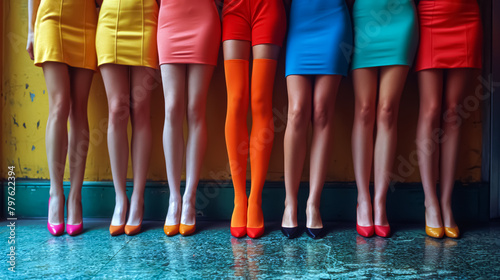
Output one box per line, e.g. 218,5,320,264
415,0,483,71
157,0,221,66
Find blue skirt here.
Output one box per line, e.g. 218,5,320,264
285,0,353,77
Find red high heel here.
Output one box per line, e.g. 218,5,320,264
356,204,374,237
374,225,391,238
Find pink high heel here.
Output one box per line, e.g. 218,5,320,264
47,197,65,236
66,199,83,236
66,223,83,236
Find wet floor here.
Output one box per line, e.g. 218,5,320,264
1,219,499,279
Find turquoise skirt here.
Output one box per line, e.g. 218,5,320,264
351,0,419,70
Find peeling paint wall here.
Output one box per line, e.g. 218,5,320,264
1,0,483,183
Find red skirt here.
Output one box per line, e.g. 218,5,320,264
415,0,482,71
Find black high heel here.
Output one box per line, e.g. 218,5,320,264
281,227,300,239
305,227,323,239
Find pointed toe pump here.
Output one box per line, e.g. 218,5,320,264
164,224,180,236
374,225,391,238
305,227,323,239
47,197,65,236
124,223,142,236
357,224,375,238
66,222,83,236
179,224,196,236
444,226,460,239
426,224,444,239
110,224,126,236
281,226,300,239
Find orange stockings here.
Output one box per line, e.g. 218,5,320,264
225,59,277,238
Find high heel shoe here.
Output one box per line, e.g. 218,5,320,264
164,224,180,236
67,223,83,236
247,227,264,239
445,226,460,239
66,199,83,236
231,227,246,238
124,223,142,236
425,213,444,238
47,197,65,236
110,224,125,236
357,224,374,237
281,226,300,239
179,224,196,236
374,225,391,238
305,227,323,239
356,204,374,237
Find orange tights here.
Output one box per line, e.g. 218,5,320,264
225,59,277,238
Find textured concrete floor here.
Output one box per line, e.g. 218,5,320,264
0,219,499,279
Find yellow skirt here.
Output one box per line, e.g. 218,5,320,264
96,0,159,69
34,0,98,70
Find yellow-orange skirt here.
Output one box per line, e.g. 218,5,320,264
96,0,159,69
34,0,98,70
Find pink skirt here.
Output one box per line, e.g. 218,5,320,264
157,0,221,66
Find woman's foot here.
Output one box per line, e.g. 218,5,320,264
356,199,373,227
281,201,298,228
440,201,457,229
165,199,182,226
180,195,196,226
305,203,323,229
111,195,128,226
48,193,65,226
373,200,389,227
127,195,144,226
66,194,82,225
424,200,443,229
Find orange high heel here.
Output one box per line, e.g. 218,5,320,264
445,226,460,239
179,224,196,236
164,224,180,236
124,223,142,236
110,224,125,236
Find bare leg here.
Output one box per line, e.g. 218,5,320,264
307,75,342,229
182,64,215,225
43,62,71,226
282,75,312,228
127,66,154,226
100,64,131,226
352,68,378,227
373,66,409,226
161,64,186,226
440,68,475,228
417,69,444,228
67,67,94,225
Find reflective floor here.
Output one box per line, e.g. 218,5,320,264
1,219,499,279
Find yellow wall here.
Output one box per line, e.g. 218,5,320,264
2,0,482,183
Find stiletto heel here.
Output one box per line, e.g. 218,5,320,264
444,226,460,239
179,224,196,236
374,225,391,238
47,197,65,236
